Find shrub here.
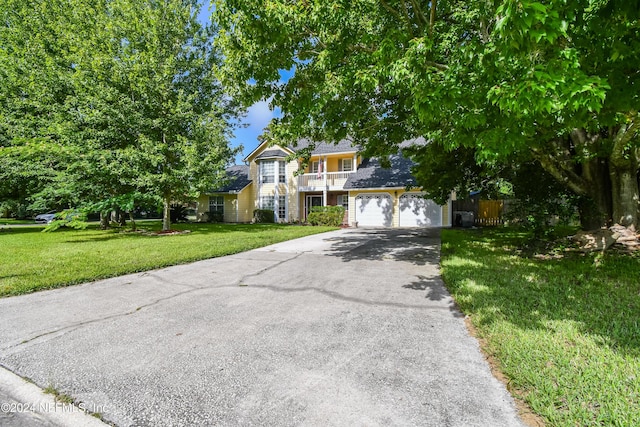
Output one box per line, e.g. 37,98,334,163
170,204,188,223
307,205,345,226
253,209,275,223
207,211,224,223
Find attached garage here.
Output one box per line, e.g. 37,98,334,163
355,193,393,227
399,193,442,227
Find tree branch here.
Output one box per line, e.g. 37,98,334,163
611,111,640,168
380,0,410,33
425,61,449,71
408,0,428,28
428,0,437,37
530,146,588,196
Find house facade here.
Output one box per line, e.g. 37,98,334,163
196,139,452,228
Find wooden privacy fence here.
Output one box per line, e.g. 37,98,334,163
477,200,504,226
452,198,506,226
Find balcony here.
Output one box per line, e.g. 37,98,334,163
298,171,354,191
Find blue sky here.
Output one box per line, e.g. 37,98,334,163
198,4,287,164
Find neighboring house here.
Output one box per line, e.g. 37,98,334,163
197,139,452,228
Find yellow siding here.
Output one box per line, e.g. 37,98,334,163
249,162,259,216
286,159,299,221
223,195,235,223
442,200,450,227
303,153,360,174
237,185,253,222
326,157,339,172
393,190,402,228
196,194,209,222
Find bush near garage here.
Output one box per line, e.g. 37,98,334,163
307,206,345,227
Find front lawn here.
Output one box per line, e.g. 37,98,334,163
441,228,640,426
0,218,37,225
0,222,336,297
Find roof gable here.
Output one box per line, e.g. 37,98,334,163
244,141,294,163
255,148,290,160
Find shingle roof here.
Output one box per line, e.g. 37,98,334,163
209,165,251,193
291,138,358,155
255,149,290,159
344,154,417,189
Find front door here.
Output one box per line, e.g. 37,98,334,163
305,195,323,218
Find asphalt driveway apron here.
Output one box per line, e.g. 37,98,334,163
0,228,525,426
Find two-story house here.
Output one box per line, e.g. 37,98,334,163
196,139,452,228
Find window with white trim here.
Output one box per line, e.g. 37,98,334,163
339,158,353,172
311,160,319,174
337,195,349,210
278,161,286,183
260,196,275,211
278,195,286,220
260,161,275,183
209,196,224,214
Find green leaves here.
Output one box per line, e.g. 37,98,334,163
1,0,238,227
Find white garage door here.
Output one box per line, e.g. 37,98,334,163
355,193,393,227
399,193,442,227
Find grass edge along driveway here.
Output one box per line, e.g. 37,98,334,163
1,223,337,297
440,228,640,426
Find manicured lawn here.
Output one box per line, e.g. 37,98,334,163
0,222,337,297
0,218,37,225
441,228,640,426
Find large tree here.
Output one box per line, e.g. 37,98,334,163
213,0,640,229
1,0,237,230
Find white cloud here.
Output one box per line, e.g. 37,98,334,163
246,100,276,131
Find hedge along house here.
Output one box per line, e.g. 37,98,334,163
197,138,453,227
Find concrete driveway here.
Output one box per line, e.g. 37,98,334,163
0,228,524,426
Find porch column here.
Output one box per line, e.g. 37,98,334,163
322,155,328,206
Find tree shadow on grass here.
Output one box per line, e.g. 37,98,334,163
442,228,640,356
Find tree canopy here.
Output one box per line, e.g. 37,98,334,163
0,0,238,230
213,0,640,229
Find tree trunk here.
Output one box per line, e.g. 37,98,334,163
99,211,110,230
129,211,136,232
579,157,613,229
115,207,126,226
610,165,639,227
162,193,171,231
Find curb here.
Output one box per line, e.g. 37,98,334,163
0,366,109,427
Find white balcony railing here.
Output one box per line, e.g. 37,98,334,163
298,171,354,190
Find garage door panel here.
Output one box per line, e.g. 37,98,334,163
399,193,442,227
355,194,392,227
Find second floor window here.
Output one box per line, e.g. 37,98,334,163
260,161,274,183
311,160,320,174
279,161,286,183
339,158,353,172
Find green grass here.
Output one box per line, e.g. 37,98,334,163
0,218,38,225
0,222,337,297
441,228,640,426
